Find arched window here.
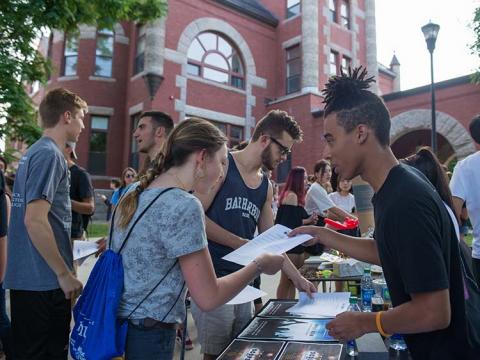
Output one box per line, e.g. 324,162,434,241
187,32,244,89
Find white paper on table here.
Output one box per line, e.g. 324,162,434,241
287,292,351,318
73,240,99,261
222,224,312,266
226,285,266,305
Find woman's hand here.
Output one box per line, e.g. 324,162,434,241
292,275,317,297
303,212,319,225
254,253,284,275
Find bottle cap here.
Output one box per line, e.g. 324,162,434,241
364,267,371,273
349,296,357,304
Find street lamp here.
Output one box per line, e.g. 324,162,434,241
421,21,440,155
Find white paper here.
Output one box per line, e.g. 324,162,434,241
222,224,312,266
287,292,351,318
226,285,266,305
73,240,99,261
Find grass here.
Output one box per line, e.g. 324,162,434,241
464,233,473,247
86,222,109,238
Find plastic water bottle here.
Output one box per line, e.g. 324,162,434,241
346,296,360,357
361,267,374,312
390,333,407,351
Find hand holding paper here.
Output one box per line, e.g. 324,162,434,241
222,224,312,266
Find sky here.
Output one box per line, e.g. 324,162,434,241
376,0,480,90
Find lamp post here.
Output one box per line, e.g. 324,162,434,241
421,21,440,155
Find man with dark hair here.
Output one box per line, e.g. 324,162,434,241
192,110,316,360
133,111,174,173
451,115,480,285
63,142,94,240
4,88,85,359
291,68,474,359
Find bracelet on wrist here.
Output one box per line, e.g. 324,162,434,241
375,311,392,337
252,259,263,274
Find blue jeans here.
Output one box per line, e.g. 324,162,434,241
125,321,176,360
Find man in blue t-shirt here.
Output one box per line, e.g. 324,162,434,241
191,110,317,359
4,88,87,359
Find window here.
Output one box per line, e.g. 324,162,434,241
95,28,114,77
286,45,301,94
341,56,351,74
286,0,301,18
63,33,79,76
340,1,350,29
129,114,140,169
88,116,108,175
209,121,244,148
187,32,245,89
328,0,337,23
47,34,53,79
134,25,145,74
329,51,338,75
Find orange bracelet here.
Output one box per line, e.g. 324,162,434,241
375,311,392,337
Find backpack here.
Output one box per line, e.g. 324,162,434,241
70,187,174,360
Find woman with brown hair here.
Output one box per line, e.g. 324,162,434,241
110,118,284,359
111,167,137,207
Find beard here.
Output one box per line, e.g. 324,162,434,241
261,145,276,171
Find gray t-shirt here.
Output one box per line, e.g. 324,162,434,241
110,187,207,324
4,137,72,290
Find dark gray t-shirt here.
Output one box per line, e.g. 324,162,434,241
4,137,72,291
110,187,207,323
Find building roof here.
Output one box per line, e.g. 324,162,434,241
390,54,400,66
214,0,279,27
382,74,474,101
378,62,396,78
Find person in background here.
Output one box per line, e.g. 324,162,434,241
99,178,120,221
275,167,318,299
4,88,85,359
111,167,137,207
290,68,475,359
133,111,174,176
450,114,480,286
110,118,284,359
63,142,94,240
305,160,355,228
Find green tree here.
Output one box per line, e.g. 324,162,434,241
0,0,167,145
472,6,480,82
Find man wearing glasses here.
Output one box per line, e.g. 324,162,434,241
192,110,317,360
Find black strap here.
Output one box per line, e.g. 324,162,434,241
108,187,174,251
126,260,182,319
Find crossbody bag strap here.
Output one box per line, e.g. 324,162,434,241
126,260,182,319
107,187,175,252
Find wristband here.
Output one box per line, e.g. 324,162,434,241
252,259,263,274
375,311,391,337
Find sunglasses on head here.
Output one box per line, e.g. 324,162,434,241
125,173,135,178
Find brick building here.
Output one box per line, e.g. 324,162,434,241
29,0,478,187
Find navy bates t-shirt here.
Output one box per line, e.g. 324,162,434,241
207,153,269,277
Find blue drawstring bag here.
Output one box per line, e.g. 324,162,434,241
70,250,127,360
70,187,174,360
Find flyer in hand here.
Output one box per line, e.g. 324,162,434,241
216,339,285,360
238,317,335,342
277,342,343,360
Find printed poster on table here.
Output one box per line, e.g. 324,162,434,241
258,300,320,319
216,339,285,360
277,342,343,360
238,317,335,342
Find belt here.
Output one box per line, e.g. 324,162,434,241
128,318,176,330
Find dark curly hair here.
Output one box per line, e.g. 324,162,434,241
322,67,391,146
